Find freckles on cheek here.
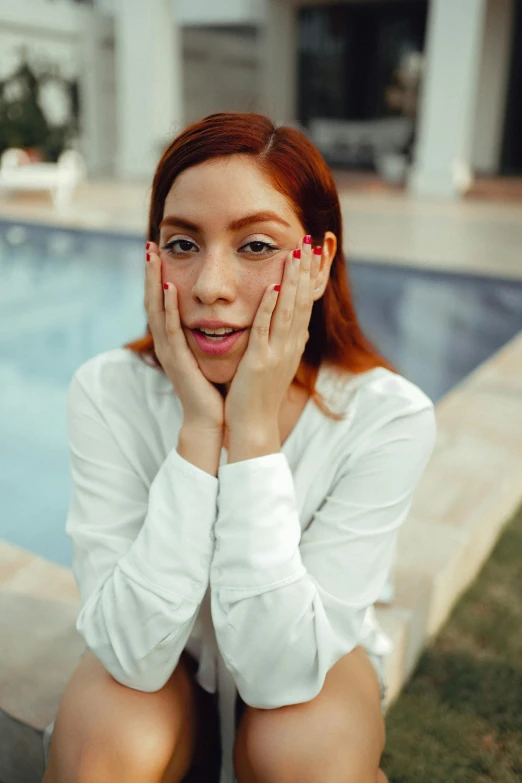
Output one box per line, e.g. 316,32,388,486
244,260,284,303
162,261,191,289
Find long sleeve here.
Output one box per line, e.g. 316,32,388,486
210,391,436,708
66,367,218,691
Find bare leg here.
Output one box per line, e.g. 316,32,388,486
42,650,201,783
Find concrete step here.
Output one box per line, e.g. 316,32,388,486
1,331,521,783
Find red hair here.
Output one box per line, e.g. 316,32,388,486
125,112,395,420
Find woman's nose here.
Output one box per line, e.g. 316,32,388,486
192,254,236,303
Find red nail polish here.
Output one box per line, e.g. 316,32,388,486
146,252,150,262
274,285,281,292
146,241,150,250
293,249,301,259
313,246,322,255
304,235,312,244
164,282,169,290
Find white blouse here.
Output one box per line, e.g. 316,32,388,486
65,348,436,783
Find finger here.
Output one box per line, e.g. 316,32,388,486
310,244,322,298
163,281,186,354
295,235,313,320
145,248,167,346
145,245,164,314
270,247,300,349
250,283,280,355
144,242,151,311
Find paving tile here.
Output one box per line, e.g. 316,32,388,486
436,388,522,454
388,569,434,683
0,590,84,729
0,556,83,729
374,606,409,705
0,541,36,587
463,332,522,394
3,555,80,606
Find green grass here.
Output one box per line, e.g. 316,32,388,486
381,505,522,783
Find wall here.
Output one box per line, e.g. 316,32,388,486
182,27,261,126
178,0,266,25
471,0,514,174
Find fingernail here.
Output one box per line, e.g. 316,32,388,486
293,249,301,259
274,284,281,292
313,246,322,255
303,235,312,244
146,241,150,250
164,282,169,290
146,252,150,262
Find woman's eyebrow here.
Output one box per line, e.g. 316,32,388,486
159,211,292,232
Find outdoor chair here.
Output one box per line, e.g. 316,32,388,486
0,148,86,209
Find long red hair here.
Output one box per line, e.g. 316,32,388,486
125,112,395,420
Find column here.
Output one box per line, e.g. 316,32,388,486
408,0,488,199
113,0,184,180
78,12,113,176
259,0,298,125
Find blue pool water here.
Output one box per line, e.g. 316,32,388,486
1,219,521,566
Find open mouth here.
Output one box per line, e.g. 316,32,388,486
191,328,247,356
193,329,242,342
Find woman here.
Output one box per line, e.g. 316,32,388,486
43,113,436,783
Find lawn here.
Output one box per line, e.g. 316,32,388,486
381,505,522,783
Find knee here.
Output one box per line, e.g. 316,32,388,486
234,706,326,783
47,699,182,783
234,706,380,783
88,712,178,773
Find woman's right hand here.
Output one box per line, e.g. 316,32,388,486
145,242,225,434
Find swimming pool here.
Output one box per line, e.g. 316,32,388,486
1,219,521,566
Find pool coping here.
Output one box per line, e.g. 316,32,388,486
1,330,521,782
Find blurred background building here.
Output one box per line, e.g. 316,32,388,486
1,0,520,198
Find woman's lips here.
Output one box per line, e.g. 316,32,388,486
190,328,247,356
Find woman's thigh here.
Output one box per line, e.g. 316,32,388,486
235,645,387,729
234,645,386,783
43,648,220,783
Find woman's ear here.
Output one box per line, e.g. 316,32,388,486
313,231,337,300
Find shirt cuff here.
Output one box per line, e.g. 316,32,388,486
212,453,305,591
121,447,218,601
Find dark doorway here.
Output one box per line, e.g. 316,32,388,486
500,0,522,174
297,1,428,126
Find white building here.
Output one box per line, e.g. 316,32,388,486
0,0,520,198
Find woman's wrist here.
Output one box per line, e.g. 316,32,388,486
178,423,223,476
226,423,280,464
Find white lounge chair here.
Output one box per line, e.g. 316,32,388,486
0,148,86,208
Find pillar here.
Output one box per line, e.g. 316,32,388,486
113,0,184,180
259,0,298,125
408,0,488,199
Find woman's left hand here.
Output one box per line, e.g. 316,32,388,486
224,236,321,438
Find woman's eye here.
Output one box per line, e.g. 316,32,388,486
162,239,197,255
241,241,279,255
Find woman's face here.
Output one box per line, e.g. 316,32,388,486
158,155,309,389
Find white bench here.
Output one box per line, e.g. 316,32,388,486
0,148,86,209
